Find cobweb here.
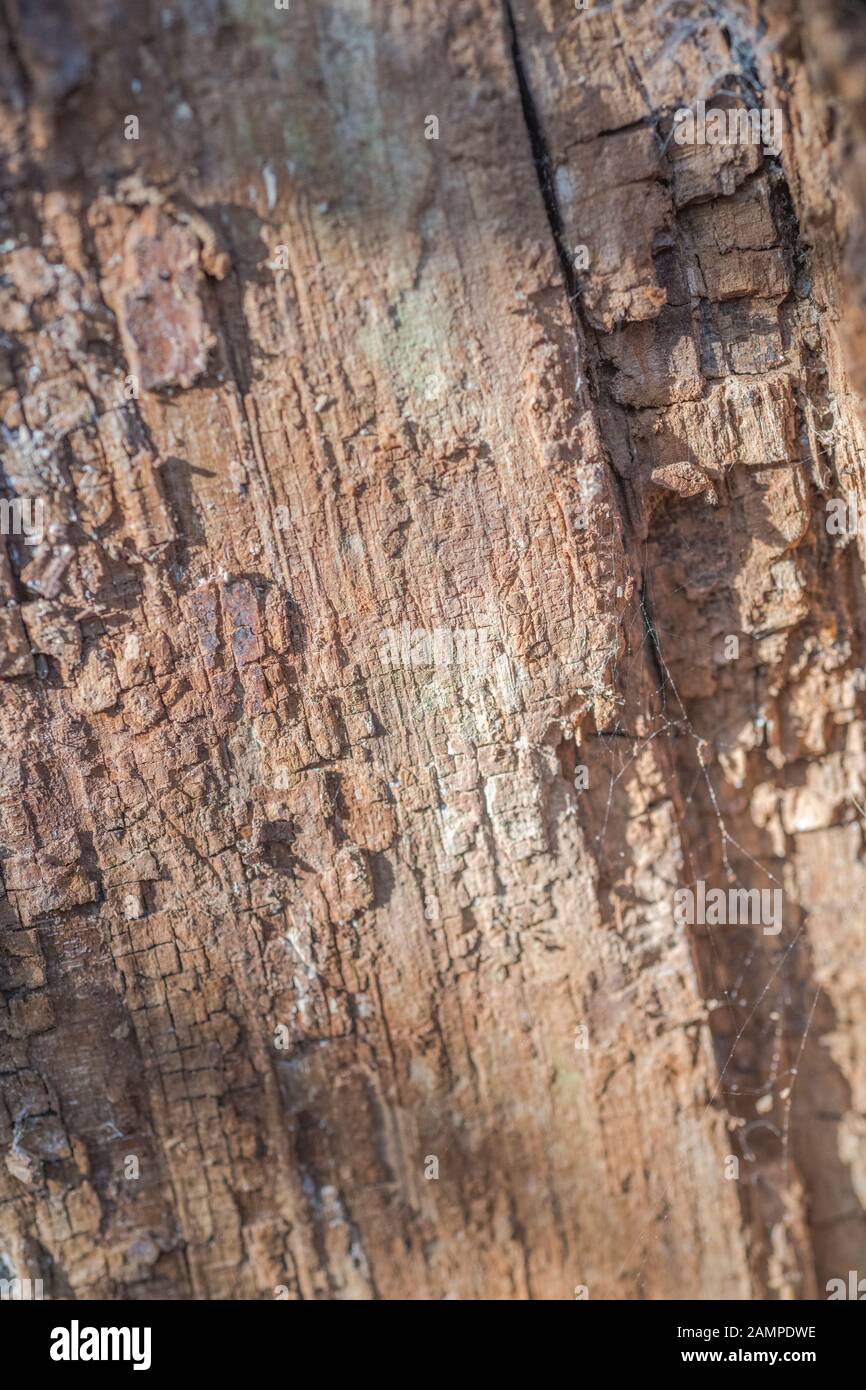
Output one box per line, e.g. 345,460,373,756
584,527,829,1293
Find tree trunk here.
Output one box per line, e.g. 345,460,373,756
2,0,866,1300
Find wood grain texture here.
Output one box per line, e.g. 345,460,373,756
1,0,865,1300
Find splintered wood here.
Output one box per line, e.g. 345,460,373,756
1,0,865,1300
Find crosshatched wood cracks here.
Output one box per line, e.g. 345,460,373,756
1,0,866,1301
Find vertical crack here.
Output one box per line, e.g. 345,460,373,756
504,0,670,686
502,0,581,326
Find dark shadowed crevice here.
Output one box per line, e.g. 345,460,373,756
502,0,580,314
502,0,670,678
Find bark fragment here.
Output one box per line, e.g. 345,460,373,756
0,0,865,1302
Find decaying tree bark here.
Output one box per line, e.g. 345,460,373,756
2,0,866,1301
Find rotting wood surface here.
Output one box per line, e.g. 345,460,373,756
1,0,866,1300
